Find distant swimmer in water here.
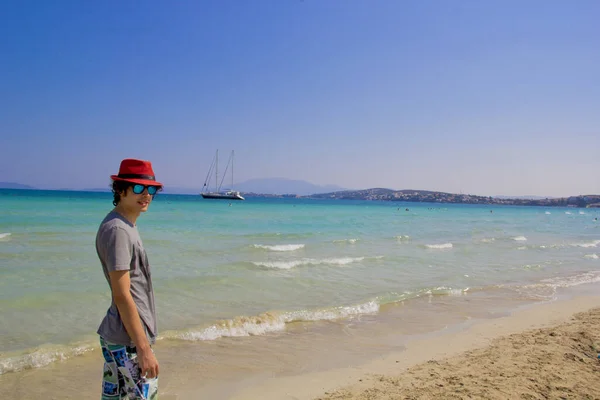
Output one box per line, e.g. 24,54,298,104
490,210,493,213
405,208,409,211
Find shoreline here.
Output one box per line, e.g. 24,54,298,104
316,301,600,399
226,294,600,400
2,290,599,399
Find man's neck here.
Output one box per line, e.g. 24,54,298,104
114,205,140,226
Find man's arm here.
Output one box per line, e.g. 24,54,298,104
109,270,159,378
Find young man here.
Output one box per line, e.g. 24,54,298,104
96,158,162,400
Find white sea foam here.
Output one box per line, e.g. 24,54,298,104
571,240,600,248
480,238,495,243
585,254,599,259
545,211,551,215
2,301,381,372
252,256,368,269
0,344,94,375
565,211,572,215
425,243,453,249
172,301,380,341
512,236,527,241
394,235,411,241
523,264,542,270
284,301,379,322
579,211,586,215
253,244,305,252
540,271,600,288
517,246,528,250
176,312,286,341
0,232,11,240
333,238,359,244
518,271,600,300
425,286,469,296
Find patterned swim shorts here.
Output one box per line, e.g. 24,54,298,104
100,336,158,400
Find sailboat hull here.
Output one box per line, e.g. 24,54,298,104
202,150,245,200
201,192,245,200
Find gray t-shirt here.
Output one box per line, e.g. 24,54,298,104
96,210,157,346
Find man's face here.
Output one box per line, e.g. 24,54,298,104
120,185,153,213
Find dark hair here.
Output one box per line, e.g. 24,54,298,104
111,181,131,206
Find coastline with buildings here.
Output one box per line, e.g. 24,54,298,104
246,188,600,208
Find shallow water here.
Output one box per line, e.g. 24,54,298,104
1,189,599,375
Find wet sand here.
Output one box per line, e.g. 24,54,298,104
1,291,599,399
227,294,600,400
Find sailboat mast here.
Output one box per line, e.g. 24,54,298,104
231,150,234,190
215,149,219,191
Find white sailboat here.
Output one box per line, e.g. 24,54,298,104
201,150,245,200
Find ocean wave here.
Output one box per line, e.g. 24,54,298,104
284,301,379,322
518,271,600,301
571,240,600,248
517,243,563,250
251,256,377,270
540,271,600,288
1,301,381,373
240,232,315,239
252,244,305,252
168,301,380,342
0,232,11,240
512,236,527,241
173,312,286,341
333,238,359,244
522,264,543,270
424,243,453,249
394,235,411,241
424,286,469,296
545,211,551,215
565,211,572,215
480,238,495,243
0,343,94,375
584,254,599,259
375,285,474,307
538,244,563,249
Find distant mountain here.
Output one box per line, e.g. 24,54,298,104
0,182,36,190
80,186,201,194
79,187,111,192
234,178,346,195
162,187,201,195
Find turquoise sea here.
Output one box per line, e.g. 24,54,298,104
1,189,599,375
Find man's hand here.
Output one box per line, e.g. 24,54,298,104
137,346,159,379
109,270,159,379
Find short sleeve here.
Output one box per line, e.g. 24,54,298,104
100,226,133,272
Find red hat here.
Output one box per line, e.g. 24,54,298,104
111,159,163,187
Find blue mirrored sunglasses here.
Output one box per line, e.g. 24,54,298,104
132,184,159,195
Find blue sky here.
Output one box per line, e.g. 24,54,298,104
1,0,599,196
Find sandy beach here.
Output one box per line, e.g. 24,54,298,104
228,294,600,400
2,294,599,399
315,305,600,399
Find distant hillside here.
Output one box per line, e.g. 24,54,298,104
0,182,36,190
307,188,600,208
234,178,346,196
493,195,555,200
